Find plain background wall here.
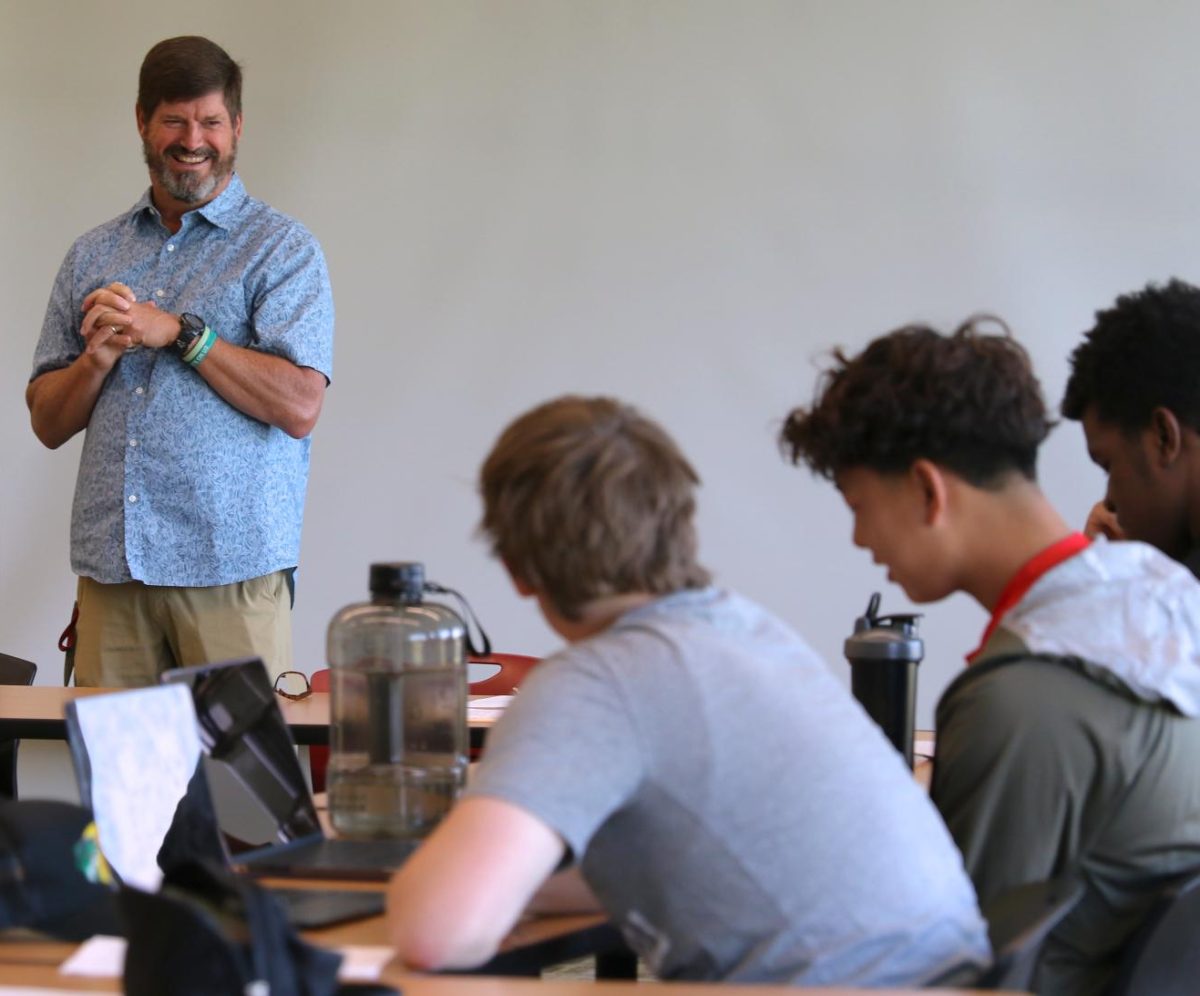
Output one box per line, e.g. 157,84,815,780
4,1,1197,791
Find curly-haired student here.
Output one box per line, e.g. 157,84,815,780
783,317,1200,996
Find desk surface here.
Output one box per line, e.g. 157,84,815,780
291,885,625,977
0,965,1015,994
0,940,1012,995
0,904,625,984
0,969,1018,995
0,687,499,746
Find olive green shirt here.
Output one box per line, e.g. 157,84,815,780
933,644,1200,995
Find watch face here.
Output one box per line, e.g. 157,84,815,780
179,313,205,334
175,313,205,352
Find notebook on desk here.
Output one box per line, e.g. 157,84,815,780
64,683,386,928
161,657,418,881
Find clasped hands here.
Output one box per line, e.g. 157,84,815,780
80,282,180,367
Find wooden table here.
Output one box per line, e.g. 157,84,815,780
0,687,499,747
0,902,632,986
0,962,1019,994
263,876,633,979
0,936,1015,994
0,966,1019,994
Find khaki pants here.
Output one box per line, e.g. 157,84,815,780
74,572,293,687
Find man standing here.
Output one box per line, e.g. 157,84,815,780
1062,279,1200,577
781,319,1200,995
27,36,334,686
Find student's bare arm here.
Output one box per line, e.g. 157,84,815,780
386,796,567,971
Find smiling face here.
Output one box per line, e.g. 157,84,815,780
137,91,241,209
834,465,956,604
1081,405,1191,559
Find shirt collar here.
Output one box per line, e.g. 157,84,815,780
967,532,1091,662
131,173,246,232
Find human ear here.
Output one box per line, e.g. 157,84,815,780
1150,407,1183,466
910,459,949,526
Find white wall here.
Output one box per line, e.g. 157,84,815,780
4,1,1197,783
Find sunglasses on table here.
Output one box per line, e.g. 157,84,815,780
272,670,312,701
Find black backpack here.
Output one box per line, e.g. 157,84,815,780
120,859,397,996
0,798,120,940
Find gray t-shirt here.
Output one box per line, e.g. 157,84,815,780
467,587,989,985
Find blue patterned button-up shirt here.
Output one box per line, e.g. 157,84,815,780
32,175,335,587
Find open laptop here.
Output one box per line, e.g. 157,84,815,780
64,683,387,929
161,657,419,881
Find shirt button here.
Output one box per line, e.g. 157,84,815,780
129,439,138,448
166,244,176,252
134,387,145,396
155,289,165,298
128,495,138,504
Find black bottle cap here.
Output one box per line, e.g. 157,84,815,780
369,562,425,602
844,592,924,664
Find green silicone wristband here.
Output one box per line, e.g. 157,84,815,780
186,327,216,367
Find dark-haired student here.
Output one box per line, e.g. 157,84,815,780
1063,278,1200,578
386,395,990,986
782,319,1200,996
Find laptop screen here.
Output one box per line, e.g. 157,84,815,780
65,684,222,891
162,657,323,848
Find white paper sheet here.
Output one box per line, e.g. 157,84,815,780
59,935,125,977
337,944,395,981
470,694,514,709
468,694,515,722
0,988,112,995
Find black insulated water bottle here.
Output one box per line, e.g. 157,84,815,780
844,592,923,768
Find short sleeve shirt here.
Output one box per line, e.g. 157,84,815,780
31,175,334,586
468,588,989,986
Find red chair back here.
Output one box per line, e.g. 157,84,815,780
308,668,331,793
468,653,540,694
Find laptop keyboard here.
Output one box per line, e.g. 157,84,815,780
271,886,385,928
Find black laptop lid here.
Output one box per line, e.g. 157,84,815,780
162,657,323,849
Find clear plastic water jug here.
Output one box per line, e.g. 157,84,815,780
326,562,468,838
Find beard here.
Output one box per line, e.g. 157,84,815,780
142,137,237,204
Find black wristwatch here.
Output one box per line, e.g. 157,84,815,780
173,312,206,355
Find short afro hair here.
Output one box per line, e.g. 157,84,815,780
1062,278,1200,433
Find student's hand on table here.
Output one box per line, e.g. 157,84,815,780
1084,500,1125,541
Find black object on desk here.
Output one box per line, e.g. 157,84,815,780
845,593,923,768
